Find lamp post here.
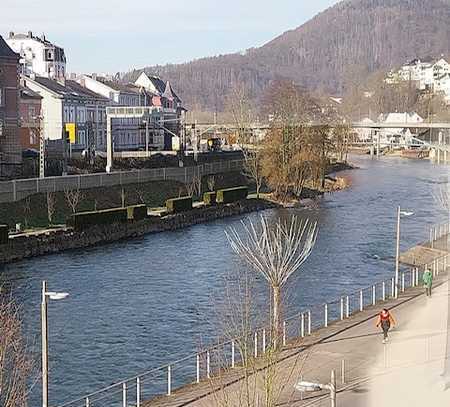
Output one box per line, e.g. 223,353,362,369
395,207,414,298
41,281,69,407
295,370,336,407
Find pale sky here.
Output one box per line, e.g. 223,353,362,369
1,0,339,74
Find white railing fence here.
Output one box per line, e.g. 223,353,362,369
54,223,450,407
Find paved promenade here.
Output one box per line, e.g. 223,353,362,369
143,263,450,407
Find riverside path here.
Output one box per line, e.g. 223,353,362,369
137,232,450,407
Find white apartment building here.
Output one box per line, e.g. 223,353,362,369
6,32,66,79
22,76,109,151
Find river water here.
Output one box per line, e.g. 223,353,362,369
1,155,449,406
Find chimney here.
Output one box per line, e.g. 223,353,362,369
9,32,14,39
92,73,97,81
30,73,36,80
28,31,33,38
57,77,66,87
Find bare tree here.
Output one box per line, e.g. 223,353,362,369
207,175,216,192
46,192,56,226
226,83,264,198
64,188,84,214
135,187,147,205
22,197,32,230
226,215,317,348
186,174,202,198
0,296,35,407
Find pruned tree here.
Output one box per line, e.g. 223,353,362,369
120,187,126,208
0,295,35,407
46,192,56,226
64,188,84,214
186,174,202,198
226,215,317,348
135,187,147,205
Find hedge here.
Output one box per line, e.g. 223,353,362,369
166,196,193,213
67,208,128,231
216,186,248,204
0,224,8,244
203,192,217,206
127,205,148,221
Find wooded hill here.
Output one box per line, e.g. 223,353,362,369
124,0,450,111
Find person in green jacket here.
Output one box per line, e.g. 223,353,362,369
423,267,433,297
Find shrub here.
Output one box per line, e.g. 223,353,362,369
127,205,148,221
216,187,248,204
203,192,217,206
0,224,8,244
166,196,192,213
67,208,128,231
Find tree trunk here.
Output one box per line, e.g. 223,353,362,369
272,285,281,349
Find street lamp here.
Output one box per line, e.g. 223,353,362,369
295,370,336,407
41,281,69,407
395,207,414,298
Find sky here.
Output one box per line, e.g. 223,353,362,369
1,0,339,74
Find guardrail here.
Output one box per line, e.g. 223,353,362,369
53,223,450,407
0,160,244,204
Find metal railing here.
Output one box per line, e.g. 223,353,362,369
0,160,244,204
54,224,450,407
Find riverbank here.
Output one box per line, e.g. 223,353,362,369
0,198,277,265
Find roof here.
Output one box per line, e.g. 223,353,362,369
94,77,141,94
31,76,109,101
0,35,18,60
20,86,42,100
8,32,64,49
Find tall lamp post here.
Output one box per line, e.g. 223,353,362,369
395,207,414,298
41,281,69,407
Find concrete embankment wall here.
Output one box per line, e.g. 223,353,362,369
0,199,275,265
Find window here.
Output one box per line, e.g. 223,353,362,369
29,106,36,120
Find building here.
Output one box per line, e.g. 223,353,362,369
6,31,66,80
0,35,21,177
19,85,42,150
377,112,423,146
79,73,185,151
22,76,109,152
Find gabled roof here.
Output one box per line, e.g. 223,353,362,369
0,35,18,60
94,76,140,94
20,86,42,100
30,76,109,101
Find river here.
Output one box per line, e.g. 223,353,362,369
0,155,448,406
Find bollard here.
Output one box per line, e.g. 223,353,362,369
137,377,141,407
391,278,395,298
430,228,433,248
283,321,287,346
254,331,258,358
206,351,211,378
415,267,419,286
85,398,90,407
340,297,344,320
372,285,376,306
301,313,305,338
262,329,266,353
382,281,386,301
196,354,200,383
231,341,235,368
123,383,127,407
346,296,350,318
341,360,346,384
324,303,328,328
402,272,405,292
167,365,172,396
307,310,312,335
359,290,363,312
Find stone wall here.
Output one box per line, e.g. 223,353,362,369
0,199,276,264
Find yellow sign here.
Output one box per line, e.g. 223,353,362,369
65,123,76,144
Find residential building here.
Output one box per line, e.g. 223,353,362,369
22,76,109,152
79,73,185,151
377,112,423,146
6,31,66,79
19,86,42,150
0,35,21,177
